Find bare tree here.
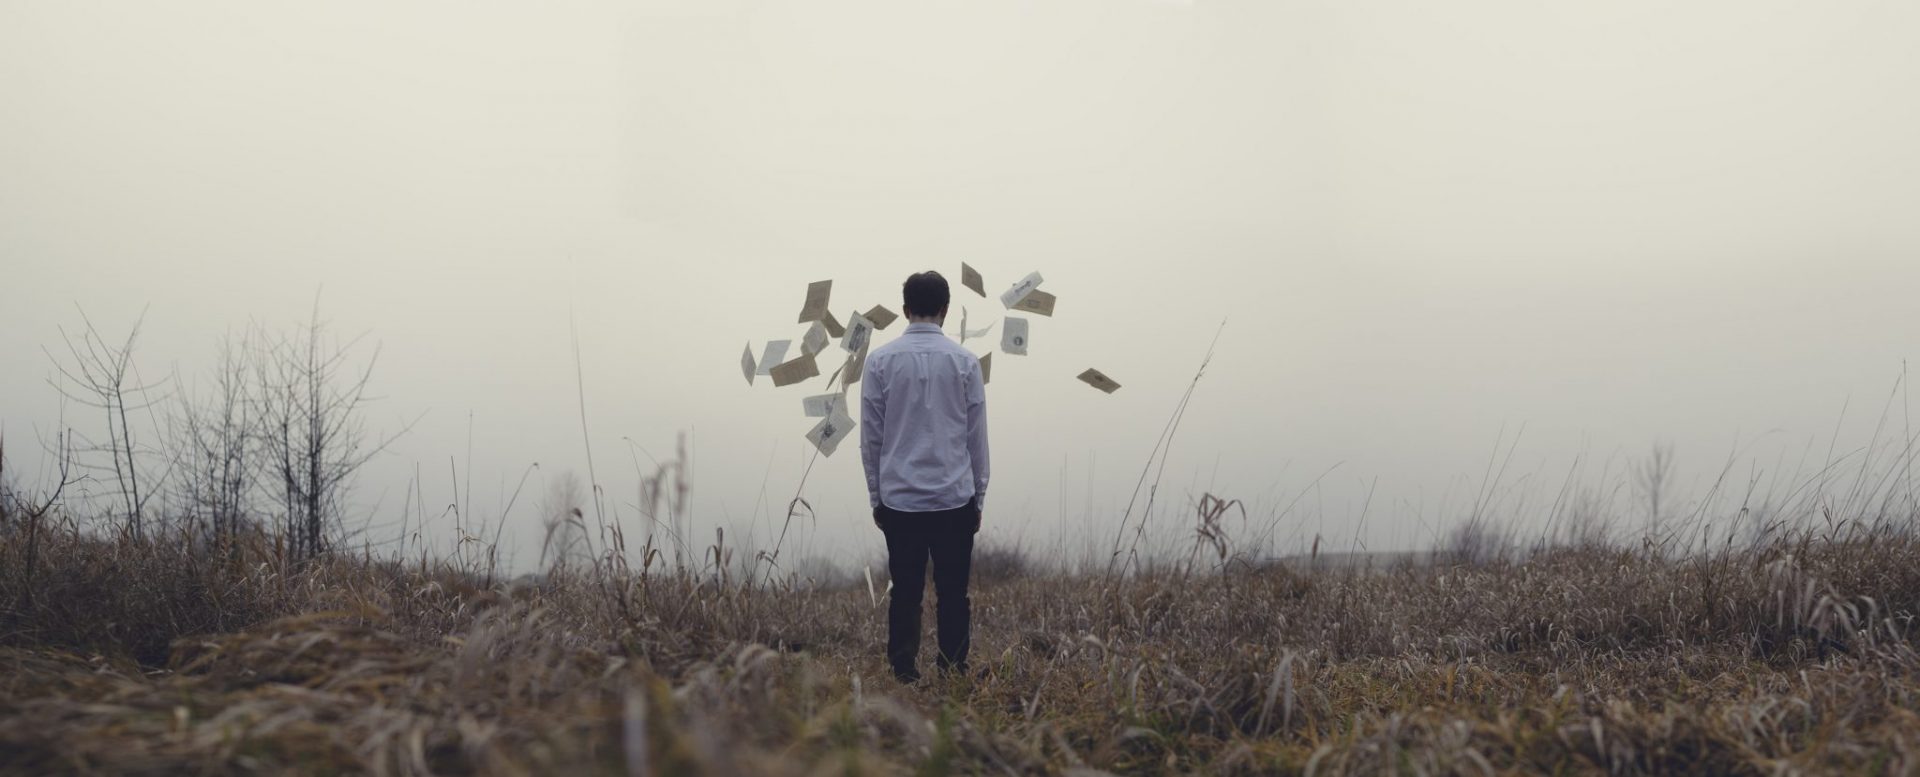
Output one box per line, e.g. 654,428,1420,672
43,307,172,539
252,305,390,562
1634,442,1677,543
169,331,256,549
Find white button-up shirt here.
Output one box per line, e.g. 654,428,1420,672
860,321,990,512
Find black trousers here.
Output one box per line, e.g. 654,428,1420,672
877,500,977,677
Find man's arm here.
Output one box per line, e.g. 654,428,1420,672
859,355,886,510
965,357,989,516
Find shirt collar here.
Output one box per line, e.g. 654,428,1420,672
904,322,944,335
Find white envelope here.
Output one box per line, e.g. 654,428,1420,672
1001,317,1030,355
999,271,1044,309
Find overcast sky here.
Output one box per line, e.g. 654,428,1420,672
6,1,1920,572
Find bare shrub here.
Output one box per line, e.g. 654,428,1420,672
252,305,392,562
44,308,171,539
168,331,255,548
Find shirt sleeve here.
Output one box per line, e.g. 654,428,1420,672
965,356,989,506
859,354,885,508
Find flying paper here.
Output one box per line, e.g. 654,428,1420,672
865,305,899,330
979,352,992,385
1012,290,1056,317
741,343,756,386
842,311,875,353
999,271,1044,309
821,311,847,338
842,342,868,388
769,352,820,387
802,392,847,418
961,262,986,297
1001,317,1030,355
805,407,857,457
801,321,829,356
1077,368,1121,394
797,280,833,323
756,340,791,376
958,307,996,343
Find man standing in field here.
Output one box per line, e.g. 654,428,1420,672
860,270,989,684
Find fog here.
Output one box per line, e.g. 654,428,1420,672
6,1,1920,573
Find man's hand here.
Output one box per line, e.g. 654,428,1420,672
873,506,884,531
971,501,982,534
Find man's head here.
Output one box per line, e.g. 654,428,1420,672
902,271,950,324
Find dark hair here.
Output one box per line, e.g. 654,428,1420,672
902,271,950,318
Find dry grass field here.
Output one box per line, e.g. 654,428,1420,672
4,516,1920,776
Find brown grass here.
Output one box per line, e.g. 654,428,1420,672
3,518,1920,775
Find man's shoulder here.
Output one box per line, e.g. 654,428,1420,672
868,336,910,362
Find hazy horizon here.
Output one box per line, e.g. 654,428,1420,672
7,1,1920,574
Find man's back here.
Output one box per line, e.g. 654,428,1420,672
860,322,989,513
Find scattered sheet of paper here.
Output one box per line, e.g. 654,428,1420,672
958,307,996,343
999,271,1044,309
797,280,833,323
842,311,875,353
821,311,846,338
802,392,847,418
978,352,992,385
741,343,756,386
842,342,868,388
756,340,791,376
805,407,857,457
1012,289,1056,317
865,305,898,330
961,262,986,297
1077,368,1121,394
769,352,819,387
1001,317,1030,355
801,321,829,356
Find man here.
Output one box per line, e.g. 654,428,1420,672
860,270,989,684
